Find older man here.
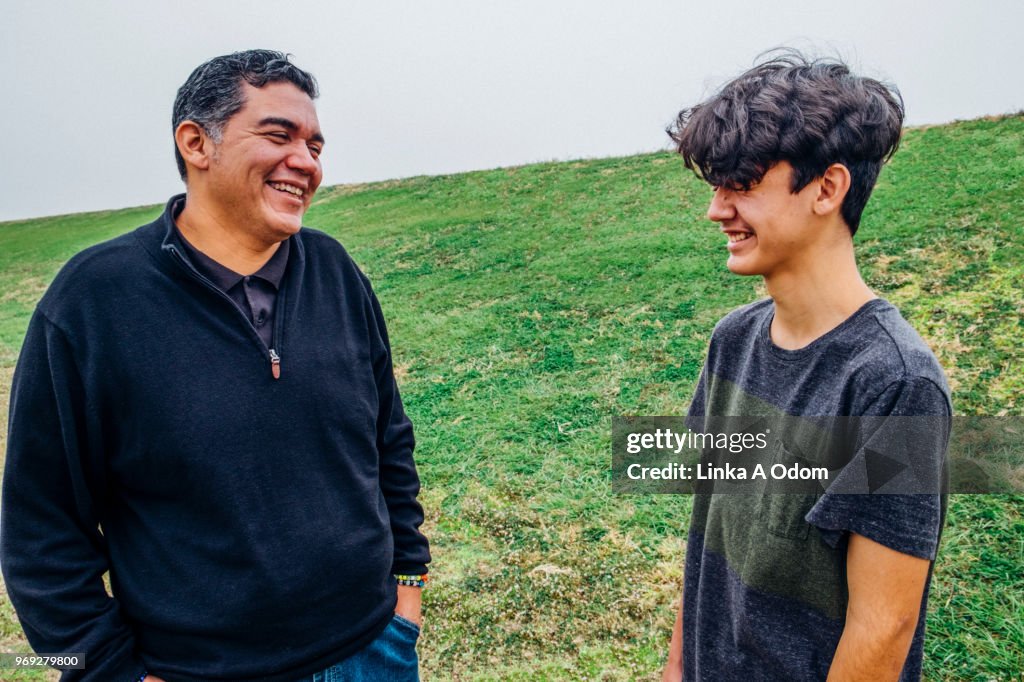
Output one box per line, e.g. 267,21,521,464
2,50,430,682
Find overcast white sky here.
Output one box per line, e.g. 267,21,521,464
1,0,1021,222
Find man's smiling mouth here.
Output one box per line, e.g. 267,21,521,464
727,233,753,243
268,182,304,197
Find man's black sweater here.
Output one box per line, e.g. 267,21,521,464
1,196,431,681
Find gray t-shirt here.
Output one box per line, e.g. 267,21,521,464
682,298,951,681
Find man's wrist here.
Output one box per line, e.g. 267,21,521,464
395,583,424,626
394,573,428,588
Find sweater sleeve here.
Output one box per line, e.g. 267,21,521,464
1,312,146,682
367,292,431,575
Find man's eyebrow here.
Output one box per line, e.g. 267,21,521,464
257,117,326,144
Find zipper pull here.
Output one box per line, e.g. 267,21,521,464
269,349,281,380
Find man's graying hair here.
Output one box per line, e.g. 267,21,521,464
668,49,904,234
172,49,319,181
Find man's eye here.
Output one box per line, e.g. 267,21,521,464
267,132,289,141
308,145,322,158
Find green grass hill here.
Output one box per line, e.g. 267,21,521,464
1,115,1022,680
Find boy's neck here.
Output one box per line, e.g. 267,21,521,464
763,246,876,351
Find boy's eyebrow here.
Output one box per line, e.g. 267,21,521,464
257,116,326,144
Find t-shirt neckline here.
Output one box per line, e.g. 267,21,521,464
759,298,890,361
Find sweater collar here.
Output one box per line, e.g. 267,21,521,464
152,193,305,277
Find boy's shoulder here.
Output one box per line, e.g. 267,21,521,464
864,302,948,382
834,299,949,398
852,300,951,413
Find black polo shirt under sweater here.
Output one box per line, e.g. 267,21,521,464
171,201,289,349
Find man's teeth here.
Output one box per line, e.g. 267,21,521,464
728,233,753,243
269,182,304,197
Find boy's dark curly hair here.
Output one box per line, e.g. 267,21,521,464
668,49,904,234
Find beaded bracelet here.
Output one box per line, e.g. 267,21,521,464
395,573,428,588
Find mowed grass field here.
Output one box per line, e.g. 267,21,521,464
1,115,1022,681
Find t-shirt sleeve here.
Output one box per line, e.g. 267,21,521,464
806,376,951,560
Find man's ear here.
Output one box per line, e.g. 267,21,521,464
813,163,851,218
175,121,212,175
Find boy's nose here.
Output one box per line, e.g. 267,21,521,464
706,187,736,222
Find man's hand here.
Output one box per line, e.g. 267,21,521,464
661,594,684,682
827,532,931,681
141,586,424,682
395,584,423,627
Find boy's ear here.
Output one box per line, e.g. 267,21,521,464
175,121,213,176
813,163,851,218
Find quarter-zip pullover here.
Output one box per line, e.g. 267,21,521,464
1,195,431,682
172,209,289,350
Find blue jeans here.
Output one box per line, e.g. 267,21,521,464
307,614,420,682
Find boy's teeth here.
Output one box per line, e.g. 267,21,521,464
728,233,752,243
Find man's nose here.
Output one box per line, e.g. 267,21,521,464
706,187,735,222
286,144,320,176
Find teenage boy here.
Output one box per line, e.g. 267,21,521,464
661,52,951,681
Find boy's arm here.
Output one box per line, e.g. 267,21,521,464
663,357,708,682
826,533,931,681
661,593,684,681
